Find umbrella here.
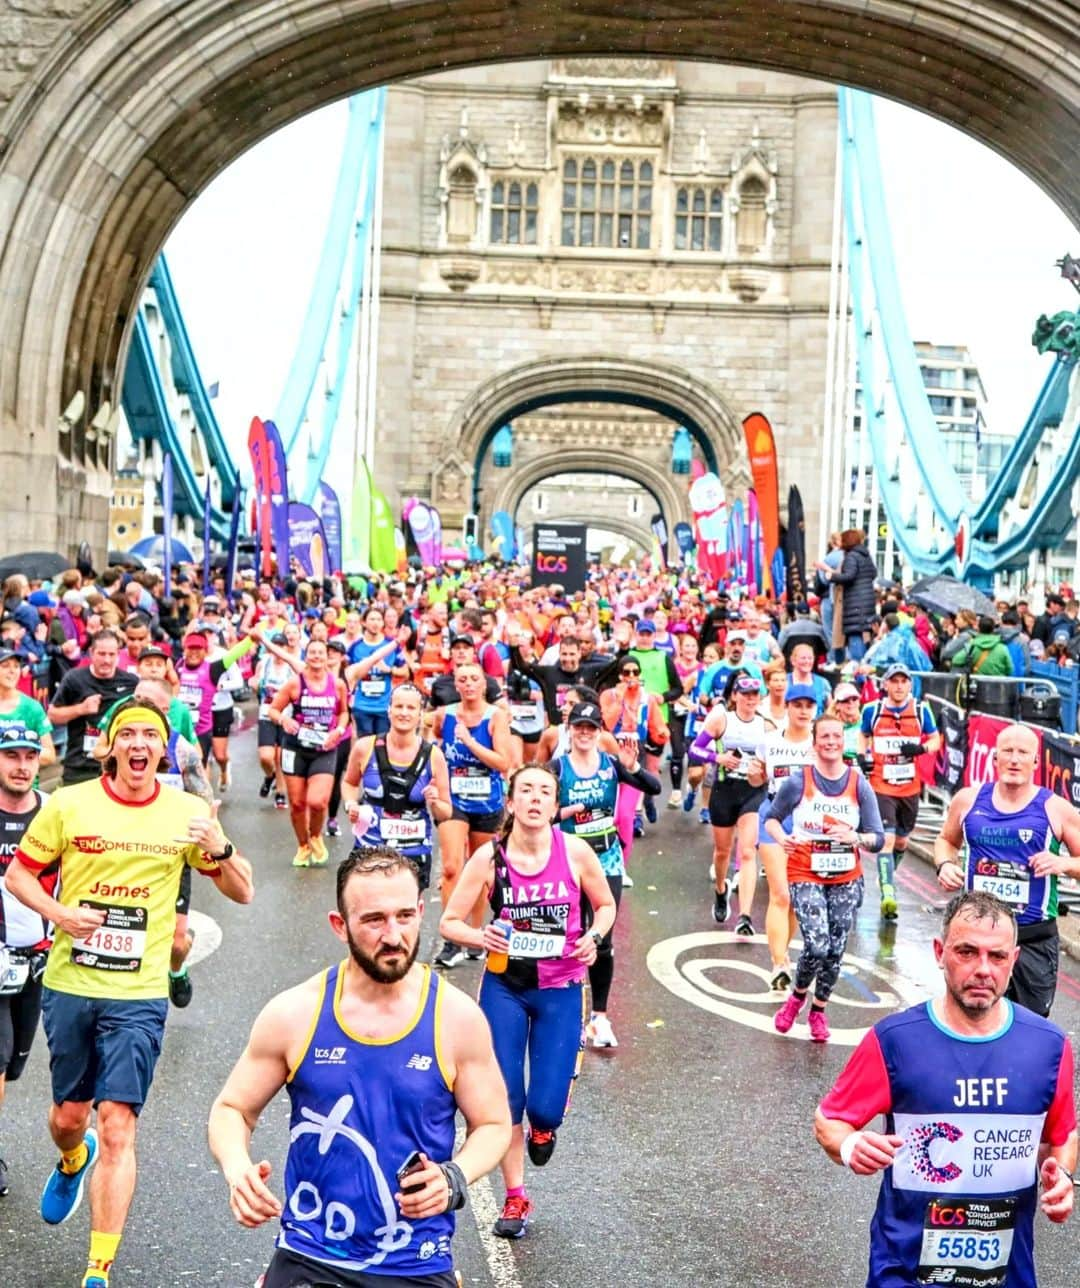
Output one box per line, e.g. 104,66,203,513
108,549,145,569
908,575,997,619
128,535,195,565
0,550,70,581
778,618,829,661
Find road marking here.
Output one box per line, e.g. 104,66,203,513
186,909,223,966
456,1128,523,1288
647,930,930,1046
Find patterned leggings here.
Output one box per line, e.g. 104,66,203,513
790,877,864,1002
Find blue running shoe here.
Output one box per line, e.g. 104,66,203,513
41,1128,98,1225
682,788,697,813
698,807,710,825
643,796,657,824
83,1278,108,1288
632,814,644,839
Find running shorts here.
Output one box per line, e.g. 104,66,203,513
876,792,919,837
708,779,766,829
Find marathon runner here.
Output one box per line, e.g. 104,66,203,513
861,662,940,921
426,635,501,710
0,646,56,766
552,701,660,1048
174,628,255,767
253,632,294,810
208,847,511,1288
934,723,1080,1016
766,713,884,1041
323,636,355,838
439,764,616,1240
342,684,452,893
815,890,1076,1285
753,683,818,990
599,657,669,858
431,662,512,968
667,631,702,810
831,680,865,764
689,673,772,932
345,606,411,736
0,723,49,1200
267,640,351,868
47,631,136,785
4,699,253,1288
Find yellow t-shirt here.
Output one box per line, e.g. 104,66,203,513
16,778,221,1000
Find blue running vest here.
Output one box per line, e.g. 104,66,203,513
443,705,504,815
961,784,1057,925
554,751,622,875
278,963,457,1276
867,1003,1068,1287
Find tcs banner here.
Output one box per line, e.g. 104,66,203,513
532,523,587,592
964,714,1043,788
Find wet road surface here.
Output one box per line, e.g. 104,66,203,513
2,720,1079,1287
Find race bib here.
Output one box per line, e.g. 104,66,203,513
809,840,857,875
71,903,148,973
360,678,387,698
575,811,616,838
156,771,184,790
972,872,1029,907
452,773,489,798
510,703,538,722
298,726,327,750
82,725,101,755
506,928,566,959
379,814,426,843
179,684,202,709
0,948,30,996
258,702,273,720
917,1197,1015,1286
281,748,296,774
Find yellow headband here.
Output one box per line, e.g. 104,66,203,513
108,706,168,745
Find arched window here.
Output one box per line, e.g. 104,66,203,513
562,156,653,249
447,164,477,244
674,186,723,252
491,179,538,245
735,177,768,254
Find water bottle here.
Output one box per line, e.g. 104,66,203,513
486,918,511,975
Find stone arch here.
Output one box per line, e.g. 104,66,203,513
1,0,1078,549
450,354,750,506
487,449,690,540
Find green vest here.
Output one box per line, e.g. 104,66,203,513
631,647,671,722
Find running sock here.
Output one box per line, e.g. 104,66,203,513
168,966,188,979
810,1001,827,1012
60,1141,89,1175
83,1230,120,1286
505,1185,527,1200
792,987,809,1002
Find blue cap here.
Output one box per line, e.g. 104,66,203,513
636,619,656,633
0,723,42,751
785,683,818,704
883,663,912,680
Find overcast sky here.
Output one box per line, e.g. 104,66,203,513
165,86,1078,472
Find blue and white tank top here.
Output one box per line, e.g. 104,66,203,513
962,783,1057,925
279,963,457,1277
555,751,622,875
442,705,504,815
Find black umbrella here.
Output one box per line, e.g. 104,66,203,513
908,575,997,619
0,550,70,581
108,549,145,569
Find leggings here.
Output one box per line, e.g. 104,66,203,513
479,972,585,1128
614,785,642,865
668,713,687,790
326,737,353,820
0,974,44,1081
789,877,864,1002
588,873,623,1012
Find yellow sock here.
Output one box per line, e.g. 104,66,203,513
83,1231,121,1285
59,1141,88,1175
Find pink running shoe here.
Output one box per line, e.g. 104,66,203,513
808,1008,830,1043
773,991,805,1034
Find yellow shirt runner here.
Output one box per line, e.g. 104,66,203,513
16,777,222,1001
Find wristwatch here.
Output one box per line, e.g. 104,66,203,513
589,930,604,947
209,841,235,862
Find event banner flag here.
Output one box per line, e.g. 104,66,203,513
786,485,808,603
932,704,968,794
288,502,328,579
688,472,728,582
248,417,290,576
489,510,517,561
349,458,372,569
224,488,243,607
202,479,213,590
532,523,587,592
742,412,781,593
161,452,175,589
650,512,669,569
405,500,442,567
315,481,343,574
673,521,696,566
370,486,398,573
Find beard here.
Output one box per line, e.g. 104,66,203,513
345,924,420,983
948,978,1004,1018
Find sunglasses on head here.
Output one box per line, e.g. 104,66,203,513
0,727,40,746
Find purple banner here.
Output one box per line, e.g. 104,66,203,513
161,452,174,589
314,481,343,574
407,501,442,567
288,502,328,580
247,416,290,577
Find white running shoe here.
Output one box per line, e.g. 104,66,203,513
667,790,682,809
621,872,634,889
587,1014,619,1048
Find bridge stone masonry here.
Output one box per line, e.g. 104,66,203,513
0,0,1077,556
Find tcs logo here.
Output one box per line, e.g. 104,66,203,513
536,553,568,573
928,1201,968,1227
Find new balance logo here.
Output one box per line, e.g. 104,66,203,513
314,1046,347,1064
405,1053,433,1071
